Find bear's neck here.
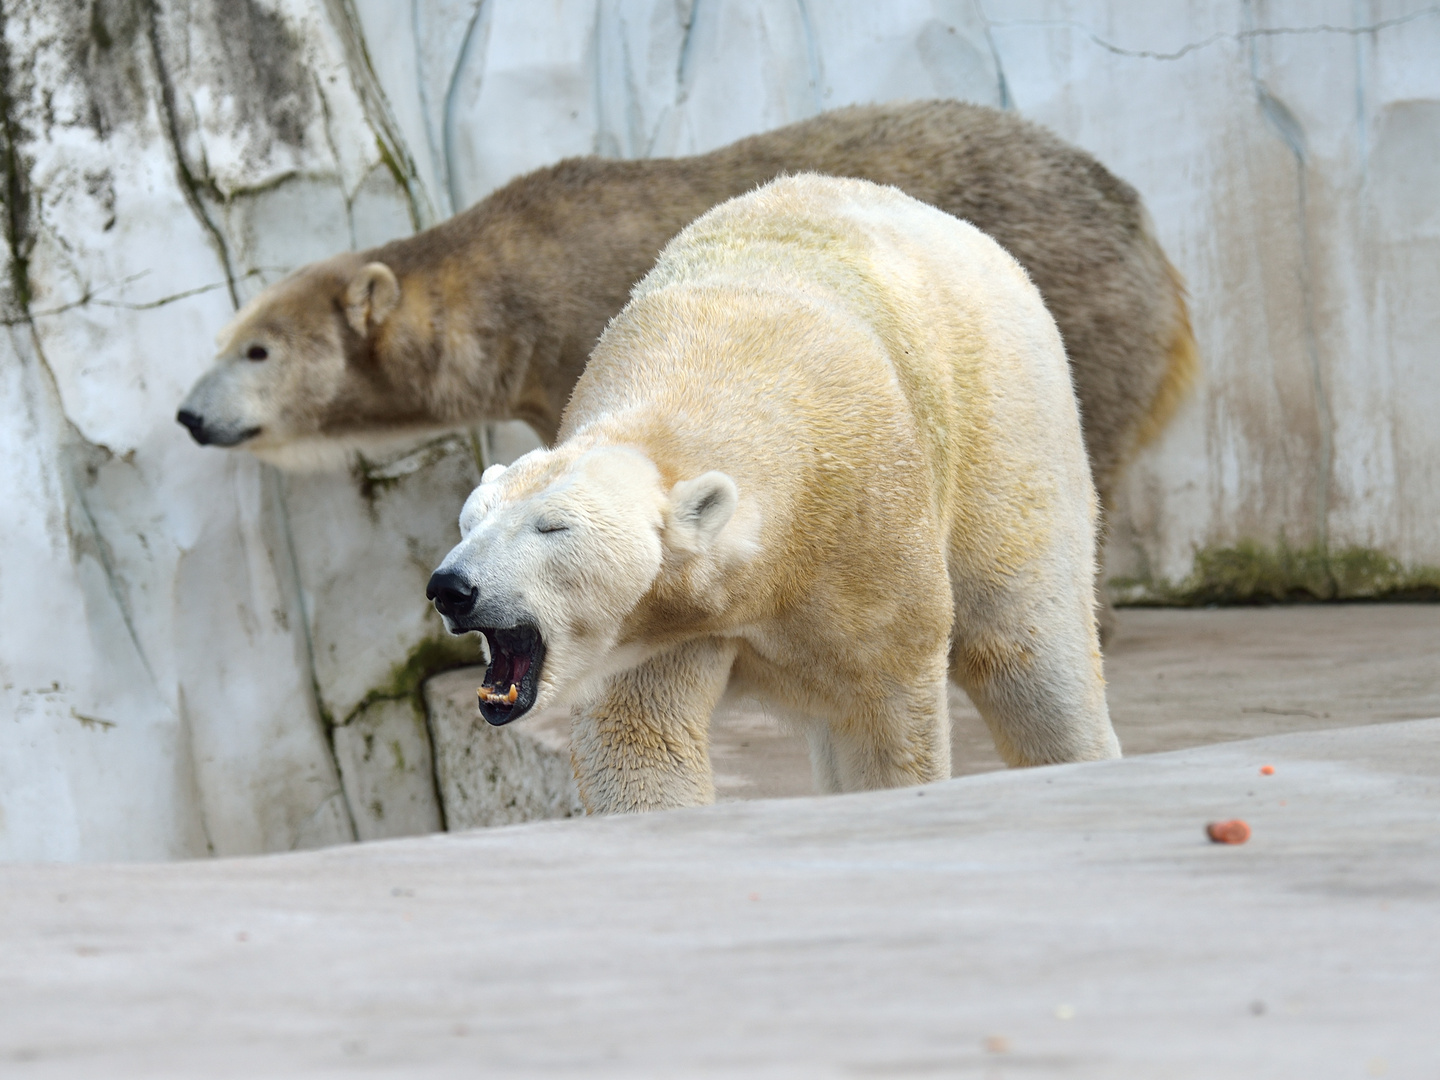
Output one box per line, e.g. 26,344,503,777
369,258,569,444
366,159,745,445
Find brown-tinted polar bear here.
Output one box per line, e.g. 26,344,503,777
177,101,1196,639
427,175,1120,813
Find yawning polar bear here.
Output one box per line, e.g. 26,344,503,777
427,175,1120,813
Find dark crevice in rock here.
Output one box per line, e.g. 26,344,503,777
328,632,480,835
0,275,240,327
975,7,1012,109
311,71,357,249
9,327,166,704
324,0,431,229
984,6,1440,63
139,0,239,307
674,0,700,105
66,442,165,690
271,468,360,844
793,0,824,113
0,5,34,320
442,0,491,216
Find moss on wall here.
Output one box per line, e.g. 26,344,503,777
1111,542,1440,606
337,633,479,728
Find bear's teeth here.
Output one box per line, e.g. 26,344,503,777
477,683,521,705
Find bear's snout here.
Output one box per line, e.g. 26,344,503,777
175,406,260,448
176,408,210,445
426,570,478,621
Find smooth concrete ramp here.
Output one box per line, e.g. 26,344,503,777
4,719,1439,1078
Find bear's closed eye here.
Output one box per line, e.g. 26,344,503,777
535,521,569,534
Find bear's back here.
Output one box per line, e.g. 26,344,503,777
637,173,1063,386
564,174,1096,611
628,175,1078,496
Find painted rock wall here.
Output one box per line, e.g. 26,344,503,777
0,0,438,859
2,0,1436,860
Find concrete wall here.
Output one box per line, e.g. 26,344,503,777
2,0,1435,860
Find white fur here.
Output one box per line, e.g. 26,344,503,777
435,446,680,713
433,175,1121,815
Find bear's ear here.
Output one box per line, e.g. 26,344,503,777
480,463,508,485
665,471,738,555
344,262,400,337
459,477,504,538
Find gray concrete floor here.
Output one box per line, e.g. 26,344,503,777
711,604,1440,799
3,719,1438,1077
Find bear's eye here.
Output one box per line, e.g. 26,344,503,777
535,520,569,535
245,344,269,361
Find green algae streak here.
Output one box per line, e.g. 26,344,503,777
1111,542,1440,606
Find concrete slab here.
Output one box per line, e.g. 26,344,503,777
3,719,1439,1078
424,672,582,828
332,700,444,841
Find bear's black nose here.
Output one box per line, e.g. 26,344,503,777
176,408,210,445
427,570,478,619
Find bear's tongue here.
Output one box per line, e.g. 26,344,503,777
485,644,531,690
488,650,512,689
511,653,532,684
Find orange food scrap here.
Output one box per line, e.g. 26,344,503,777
1259,765,1275,776
1206,819,1251,845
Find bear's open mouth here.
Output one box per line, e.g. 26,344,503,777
475,624,545,726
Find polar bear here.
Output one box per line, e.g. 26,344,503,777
426,175,1120,814
177,99,1194,541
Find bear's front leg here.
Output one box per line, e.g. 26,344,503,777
569,637,739,814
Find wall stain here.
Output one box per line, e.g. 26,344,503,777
329,634,481,835
1247,1,1334,557
334,634,479,730
1112,540,1440,606
71,708,117,730
0,3,34,318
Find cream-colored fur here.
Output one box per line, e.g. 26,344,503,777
432,175,1120,813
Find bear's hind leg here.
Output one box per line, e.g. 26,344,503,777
821,662,951,793
802,725,845,794
570,637,738,814
951,625,1120,767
